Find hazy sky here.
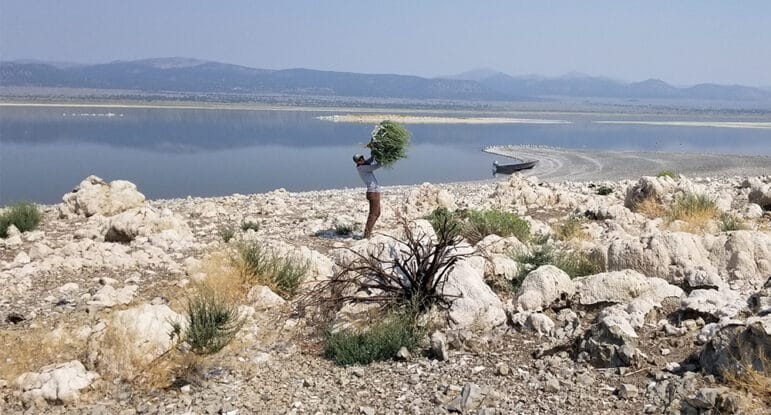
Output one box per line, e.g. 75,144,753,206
2,1,770,86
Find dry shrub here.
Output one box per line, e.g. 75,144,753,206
554,216,588,241
0,326,84,382
633,195,667,218
197,250,246,302
132,348,202,390
723,355,771,412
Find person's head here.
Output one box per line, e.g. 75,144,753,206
353,154,365,165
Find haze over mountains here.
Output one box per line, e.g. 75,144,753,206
2,57,770,102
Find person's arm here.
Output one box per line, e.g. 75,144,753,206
358,157,381,172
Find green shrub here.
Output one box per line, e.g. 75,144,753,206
425,207,462,237
719,213,747,232
218,225,236,243
596,185,613,196
324,310,421,366
463,209,530,244
0,202,42,238
657,170,677,179
240,221,260,232
184,289,244,355
237,241,309,299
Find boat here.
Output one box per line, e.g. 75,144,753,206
492,159,537,175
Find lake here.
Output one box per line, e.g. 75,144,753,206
1,105,770,204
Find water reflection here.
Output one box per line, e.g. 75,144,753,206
1,106,769,204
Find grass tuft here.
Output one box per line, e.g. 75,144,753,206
184,288,244,355
668,193,719,231
324,310,421,366
514,245,601,287
334,224,354,236
218,225,236,243
633,195,667,218
0,202,42,238
719,213,747,232
426,208,530,244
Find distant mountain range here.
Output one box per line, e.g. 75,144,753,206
2,57,770,102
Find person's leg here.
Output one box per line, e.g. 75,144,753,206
364,191,381,238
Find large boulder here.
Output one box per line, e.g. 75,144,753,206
624,175,676,210
607,232,715,284
400,183,457,218
748,181,771,210
582,307,640,368
60,175,145,218
88,304,184,380
516,265,574,312
15,360,99,405
681,289,747,321
444,259,506,331
104,206,192,247
700,315,771,377
705,231,771,286
573,270,683,306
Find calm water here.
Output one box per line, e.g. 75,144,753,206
1,106,770,204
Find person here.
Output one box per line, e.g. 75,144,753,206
353,153,381,238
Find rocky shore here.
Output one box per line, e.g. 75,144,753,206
1,162,770,414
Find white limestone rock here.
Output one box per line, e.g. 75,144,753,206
573,270,684,306
103,206,192,247
88,285,138,308
15,360,99,405
681,289,747,320
444,259,506,331
59,175,145,218
516,265,574,312
88,304,184,380
247,285,286,309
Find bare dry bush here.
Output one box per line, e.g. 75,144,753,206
306,216,467,315
0,325,85,383
723,354,771,413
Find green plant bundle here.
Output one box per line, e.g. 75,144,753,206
185,289,244,355
0,202,41,238
369,120,411,167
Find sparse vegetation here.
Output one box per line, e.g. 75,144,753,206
426,208,529,244
184,288,244,355
719,212,747,232
237,241,310,299
0,202,42,238
218,225,236,243
240,220,260,232
668,193,719,230
515,244,601,285
324,309,421,366
554,216,587,241
657,170,677,179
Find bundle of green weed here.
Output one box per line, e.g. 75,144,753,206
369,120,411,167
324,310,421,366
237,241,309,298
0,202,41,238
184,289,244,354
